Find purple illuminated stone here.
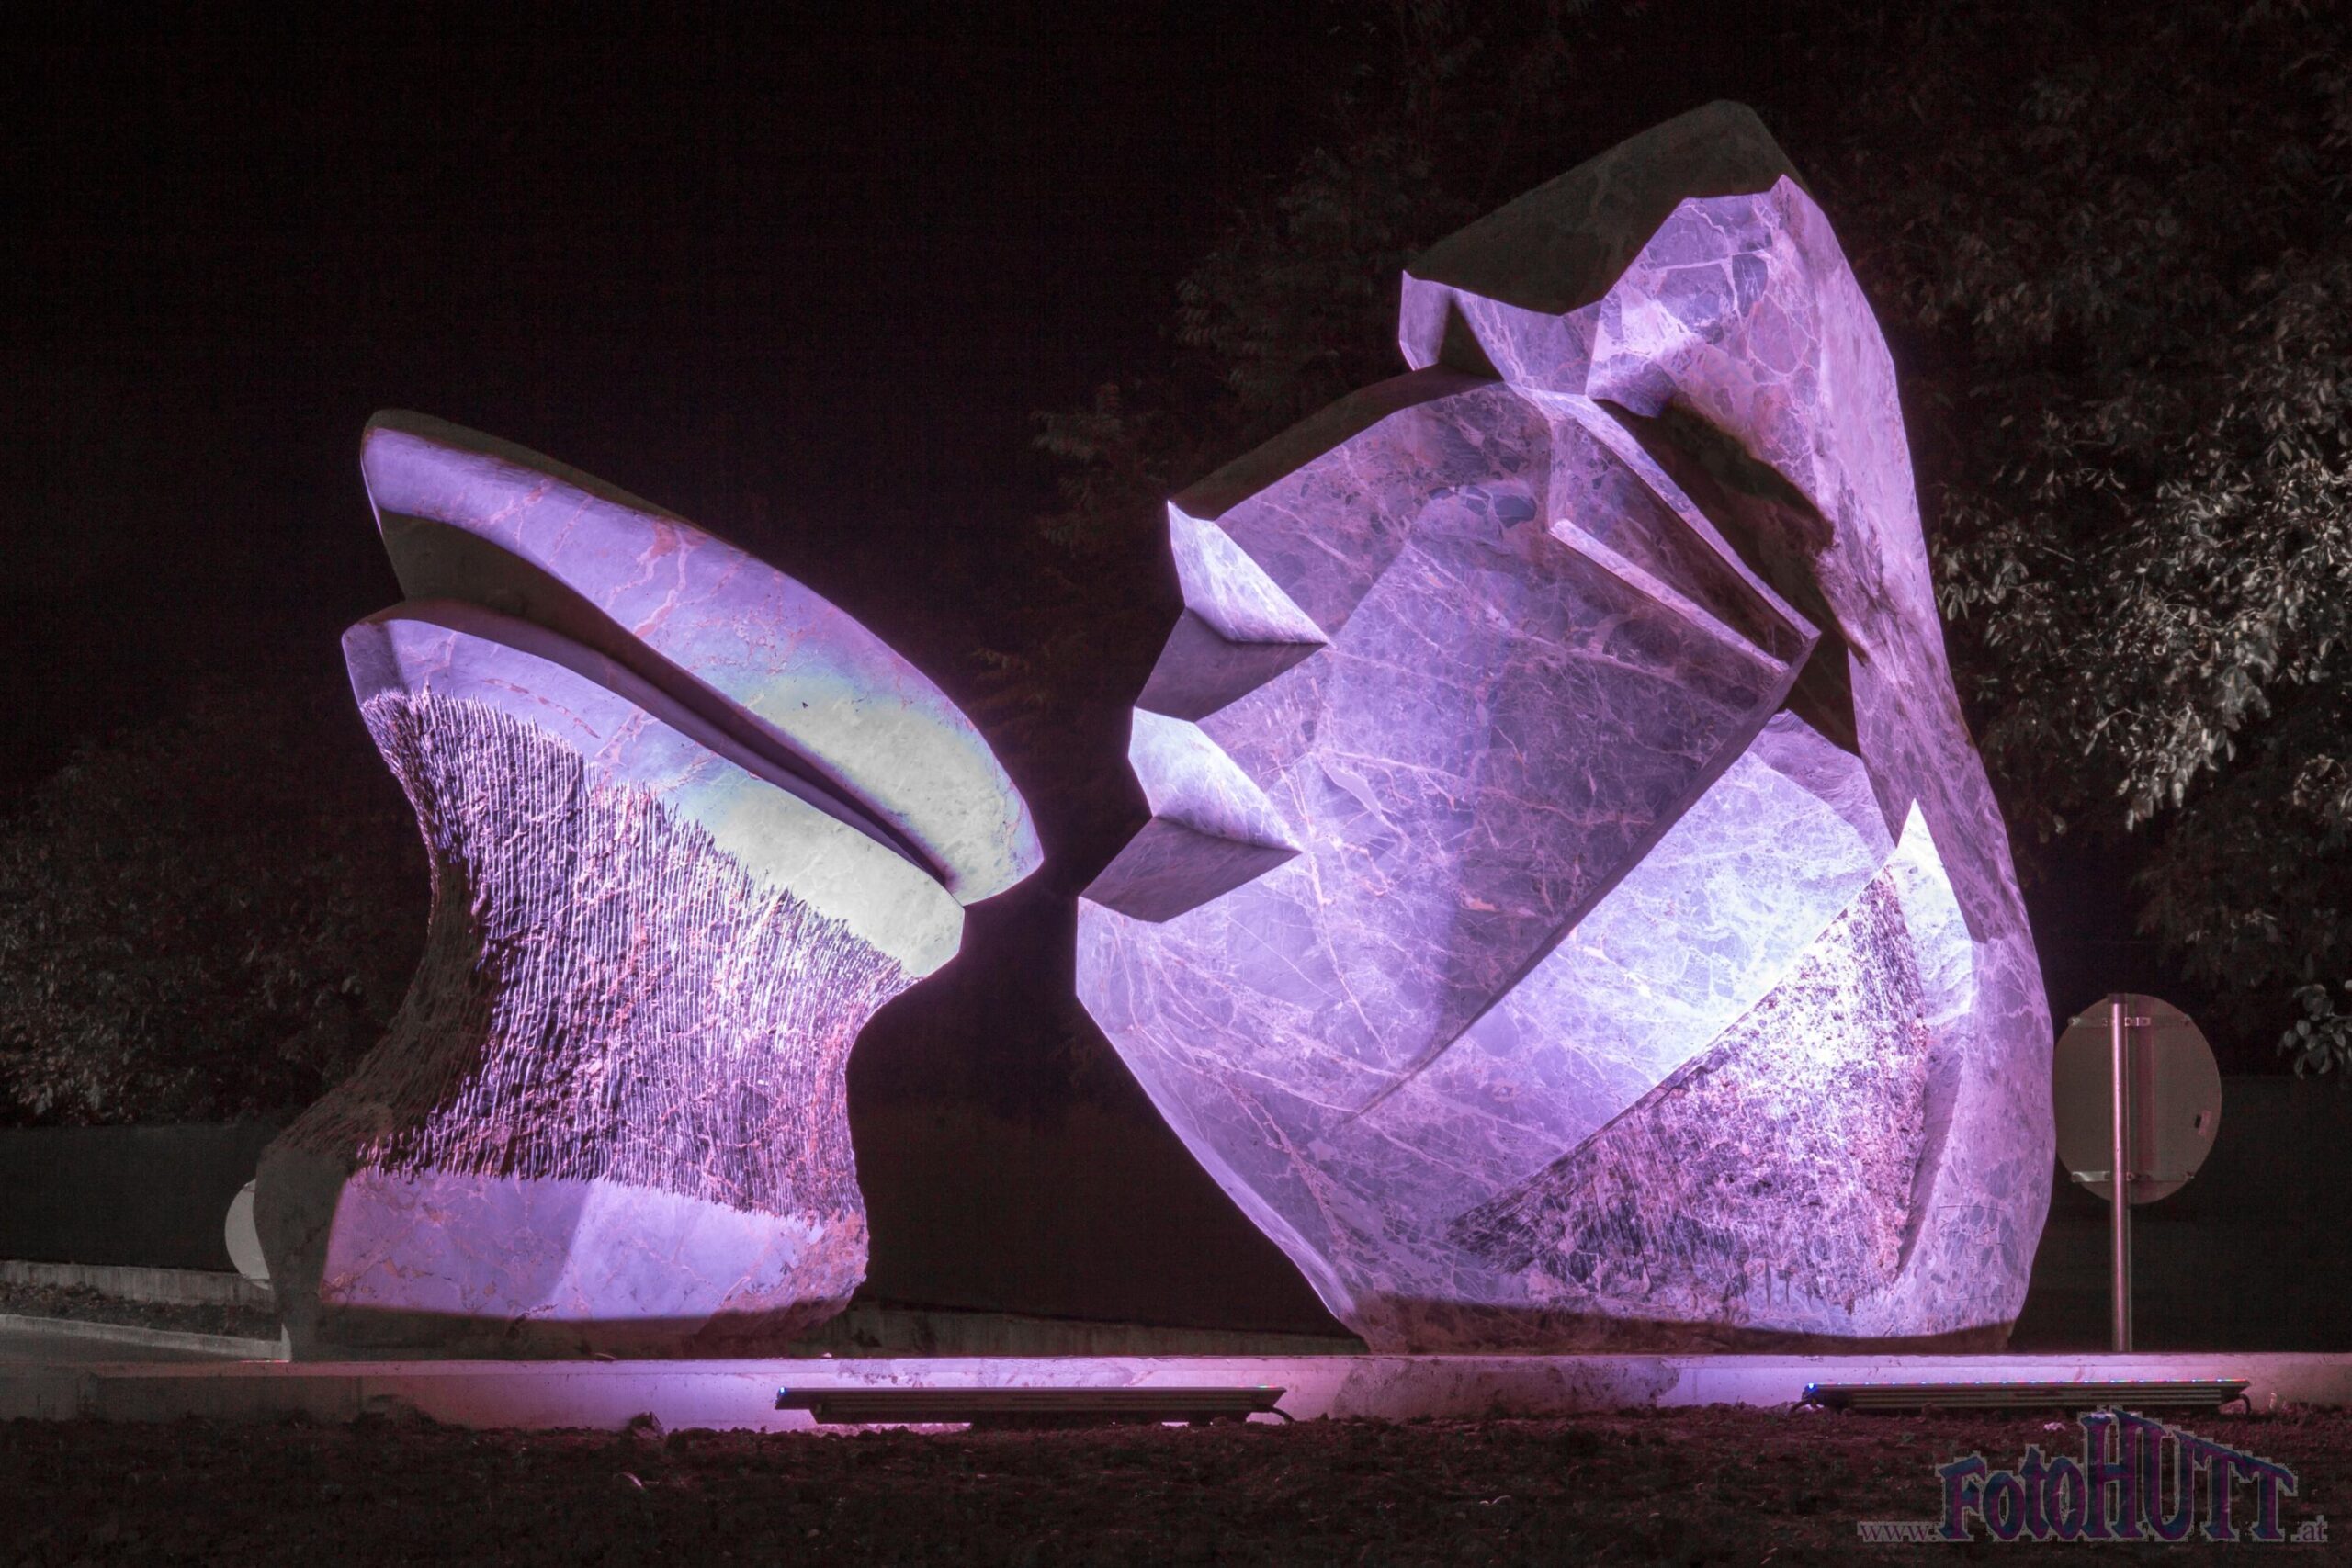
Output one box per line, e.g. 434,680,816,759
257,423,1037,1359
1077,102,2052,1350
356,412,1040,901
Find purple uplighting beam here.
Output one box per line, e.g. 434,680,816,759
256,414,1040,1359
1078,103,2052,1351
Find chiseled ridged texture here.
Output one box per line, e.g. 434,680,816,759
1447,872,1930,1325
266,694,909,1352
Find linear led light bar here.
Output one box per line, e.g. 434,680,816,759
1801,1379,2250,1413
775,1385,1291,1427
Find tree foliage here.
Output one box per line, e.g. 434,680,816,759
1834,2,2352,1054
0,685,422,1123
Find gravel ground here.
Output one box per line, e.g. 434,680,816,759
0,1281,280,1342
3,1404,2346,1564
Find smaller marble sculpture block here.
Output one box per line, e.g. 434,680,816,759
1078,102,2053,1352
257,415,1038,1358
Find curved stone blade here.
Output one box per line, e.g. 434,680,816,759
359,410,1043,904
258,407,1037,1359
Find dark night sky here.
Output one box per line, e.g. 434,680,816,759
5,5,1338,793
5,6,2271,1330
5,6,2203,1052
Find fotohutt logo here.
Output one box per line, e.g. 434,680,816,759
1856,1410,2325,1544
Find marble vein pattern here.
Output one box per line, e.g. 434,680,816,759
256,423,1038,1359
1077,101,2052,1351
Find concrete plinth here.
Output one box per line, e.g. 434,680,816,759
6,1352,2348,1430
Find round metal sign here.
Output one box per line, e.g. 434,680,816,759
2052,994,2222,1204
223,1178,269,1283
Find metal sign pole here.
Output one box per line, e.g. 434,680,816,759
2052,992,2220,1357
2109,994,2133,1353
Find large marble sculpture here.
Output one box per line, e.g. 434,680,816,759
257,413,1039,1358
1078,102,2052,1351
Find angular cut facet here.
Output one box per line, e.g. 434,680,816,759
1079,102,2052,1351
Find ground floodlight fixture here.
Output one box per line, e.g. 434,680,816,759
1800,1380,2251,1415
774,1386,1293,1428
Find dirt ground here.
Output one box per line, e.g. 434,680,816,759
3,1404,2347,1565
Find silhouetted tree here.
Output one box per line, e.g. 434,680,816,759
0,684,421,1123
1829,2,2352,1061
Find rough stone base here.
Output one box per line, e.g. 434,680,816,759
258,1151,863,1359
258,693,912,1360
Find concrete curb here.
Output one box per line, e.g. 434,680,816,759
0,1314,284,1360
4,1350,2347,1429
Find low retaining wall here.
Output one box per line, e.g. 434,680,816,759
4,1075,2345,1352
0,1259,271,1309
0,1123,278,1271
